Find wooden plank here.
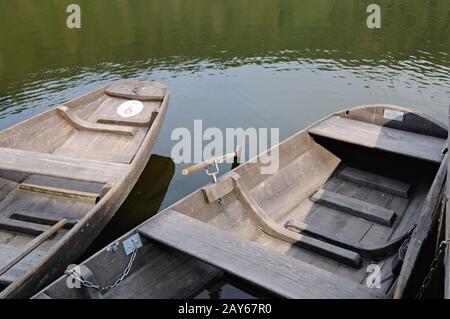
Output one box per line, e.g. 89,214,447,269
139,210,384,299
55,148,135,164
0,218,50,236
0,147,128,184
23,175,104,195
34,293,52,299
311,189,396,226
105,82,166,101
96,114,157,128
19,183,99,203
308,116,446,163
339,167,411,198
285,220,415,258
10,212,78,229
57,106,136,136
201,178,235,203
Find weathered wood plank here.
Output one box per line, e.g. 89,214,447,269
0,147,128,184
0,218,50,236
10,212,78,229
339,167,411,198
34,293,52,299
20,183,99,203
105,82,166,101
96,113,157,128
201,178,235,203
54,148,135,164
308,116,446,163
285,220,415,257
139,210,384,299
57,106,136,136
311,189,396,226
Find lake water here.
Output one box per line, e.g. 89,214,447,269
0,0,449,298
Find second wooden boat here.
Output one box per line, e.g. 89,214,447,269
0,80,169,298
33,104,447,299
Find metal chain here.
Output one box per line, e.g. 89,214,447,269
415,240,450,299
64,246,138,293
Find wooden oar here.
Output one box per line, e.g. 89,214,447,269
182,146,242,176
0,219,68,278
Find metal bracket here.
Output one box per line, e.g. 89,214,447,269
122,233,143,256
206,160,220,184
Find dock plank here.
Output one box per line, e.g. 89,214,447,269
311,189,396,226
308,116,446,163
139,210,385,299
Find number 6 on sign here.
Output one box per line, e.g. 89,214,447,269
117,101,144,118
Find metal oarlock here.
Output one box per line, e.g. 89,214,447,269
182,146,242,205
206,160,220,184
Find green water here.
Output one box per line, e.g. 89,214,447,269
0,0,449,298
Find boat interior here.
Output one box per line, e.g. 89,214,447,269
34,105,448,299
0,81,166,294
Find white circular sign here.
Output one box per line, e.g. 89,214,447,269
117,100,144,118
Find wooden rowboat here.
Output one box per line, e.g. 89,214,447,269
0,80,169,298
33,104,447,299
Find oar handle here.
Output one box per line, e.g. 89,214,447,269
182,146,242,176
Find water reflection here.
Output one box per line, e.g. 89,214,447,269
0,0,449,122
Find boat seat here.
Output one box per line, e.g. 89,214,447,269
139,210,384,299
54,148,135,164
105,81,166,101
338,167,411,198
308,116,446,163
0,147,128,184
311,189,397,226
96,110,158,128
56,106,137,136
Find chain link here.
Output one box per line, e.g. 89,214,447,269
65,246,138,293
415,240,450,299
